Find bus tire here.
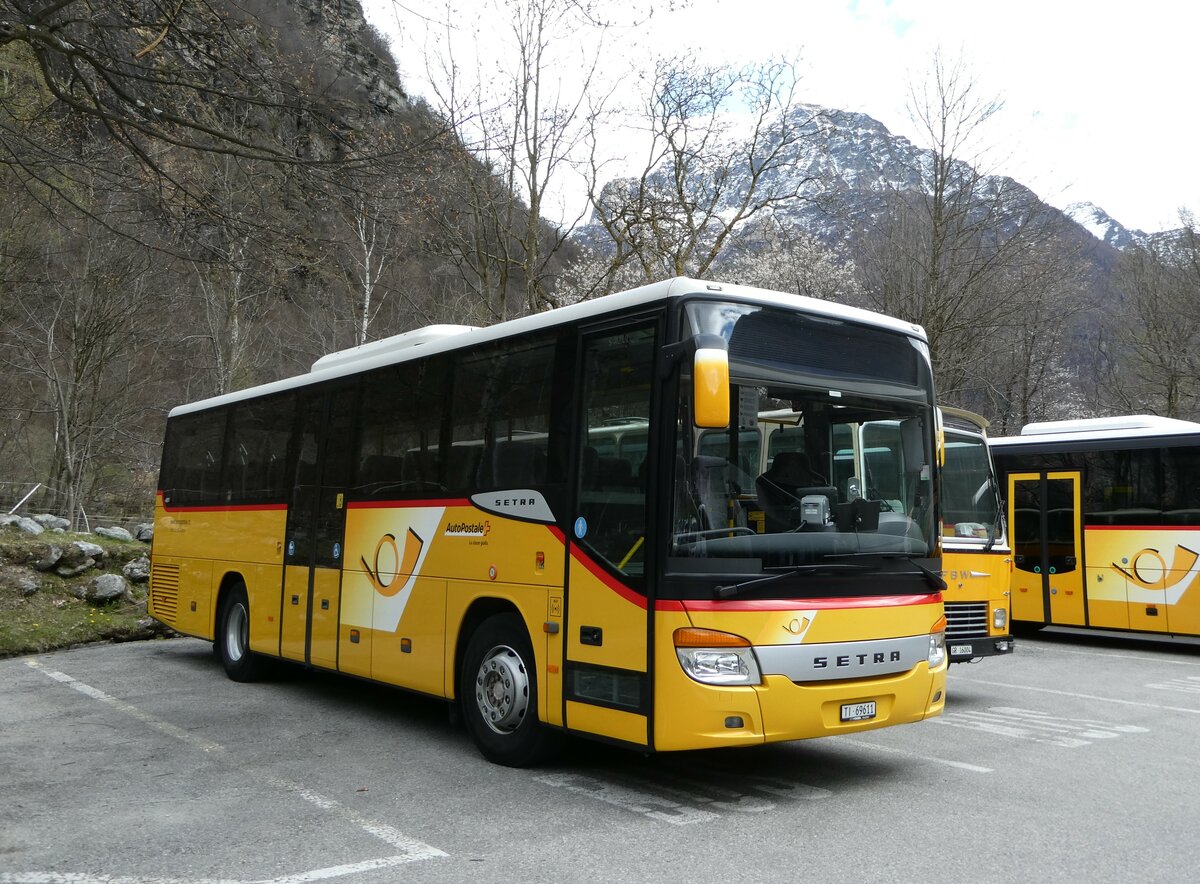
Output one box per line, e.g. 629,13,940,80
460,613,553,767
216,583,262,683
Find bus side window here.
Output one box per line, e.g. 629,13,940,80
353,357,447,500
448,337,555,493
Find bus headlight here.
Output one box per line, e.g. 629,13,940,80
674,627,761,685
993,607,1007,630
928,615,947,669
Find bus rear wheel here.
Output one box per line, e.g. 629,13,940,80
460,613,553,767
216,583,262,683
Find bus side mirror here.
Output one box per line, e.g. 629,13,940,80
693,336,729,429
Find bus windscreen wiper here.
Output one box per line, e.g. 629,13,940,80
824,553,948,591
714,564,869,600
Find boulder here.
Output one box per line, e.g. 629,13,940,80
87,573,132,603
55,544,96,577
123,556,151,583
95,526,135,542
1,515,44,536
32,545,63,572
32,514,71,532
74,541,105,559
134,523,154,542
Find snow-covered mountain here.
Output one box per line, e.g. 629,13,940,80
584,103,1165,254
1064,202,1147,249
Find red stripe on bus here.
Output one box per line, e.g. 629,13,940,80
158,502,288,513
676,593,941,613
569,545,648,610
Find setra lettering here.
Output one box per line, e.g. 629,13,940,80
812,650,904,670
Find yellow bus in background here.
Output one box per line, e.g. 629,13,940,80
939,408,1014,662
991,415,1200,637
149,277,947,766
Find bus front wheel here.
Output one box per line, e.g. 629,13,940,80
216,583,262,683
460,613,553,767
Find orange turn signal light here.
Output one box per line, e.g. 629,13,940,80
931,614,947,634
673,627,750,648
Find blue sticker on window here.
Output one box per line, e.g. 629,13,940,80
333,542,341,561
287,539,296,557
574,517,588,539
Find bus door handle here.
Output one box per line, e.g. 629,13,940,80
580,626,603,646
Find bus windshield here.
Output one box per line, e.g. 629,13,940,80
942,429,1002,545
669,301,937,586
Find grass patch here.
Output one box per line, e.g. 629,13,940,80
0,528,170,658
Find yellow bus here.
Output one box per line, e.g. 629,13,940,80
990,415,1200,636
149,277,948,766
939,408,1014,662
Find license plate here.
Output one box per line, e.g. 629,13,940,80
951,644,973,656
840,700,876,722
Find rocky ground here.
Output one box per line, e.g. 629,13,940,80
0,514,174,657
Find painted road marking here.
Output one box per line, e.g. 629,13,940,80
835,737,993,773
0,856,434,884
534,772,721,825
952,676,1200,715
1036,645,1200,667
931,706,1149,748
1146,675,1200,694
18,660,447,880
535,763,837,825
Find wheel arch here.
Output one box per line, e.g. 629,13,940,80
211,570,250,638
453,597,525,702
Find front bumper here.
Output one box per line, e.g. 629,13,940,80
948,635,1015,662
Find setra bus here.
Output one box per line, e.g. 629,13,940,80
148,277,948,766
990,415,1200,637
939,408,1014,662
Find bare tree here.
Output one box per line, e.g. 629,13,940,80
1096,211,1200,419
0,210,163,526
417,0,643,318
582,55,823,292
853,51,1089,420
711,218,862,302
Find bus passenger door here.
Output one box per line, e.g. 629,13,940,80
563,323,657,747
1008,471,1085,626
281,386,356,668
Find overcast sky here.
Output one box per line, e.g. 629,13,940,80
362,0,1199,233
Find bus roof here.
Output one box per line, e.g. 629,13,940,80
990,414,1200,448
169,277,929,417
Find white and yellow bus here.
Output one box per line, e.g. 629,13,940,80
149,277,948,766
939,408,1014,662
991,415,1200,637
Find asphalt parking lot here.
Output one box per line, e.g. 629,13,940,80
2,630,1198,883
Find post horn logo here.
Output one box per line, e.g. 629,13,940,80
362,528,425,596
783,615,812,636
1112,544,1199,591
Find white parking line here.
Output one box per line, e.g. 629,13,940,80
834,737,993,773
0,856,431,884
1027,643,1200,666
19,659,447,878
954,675,1200,714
